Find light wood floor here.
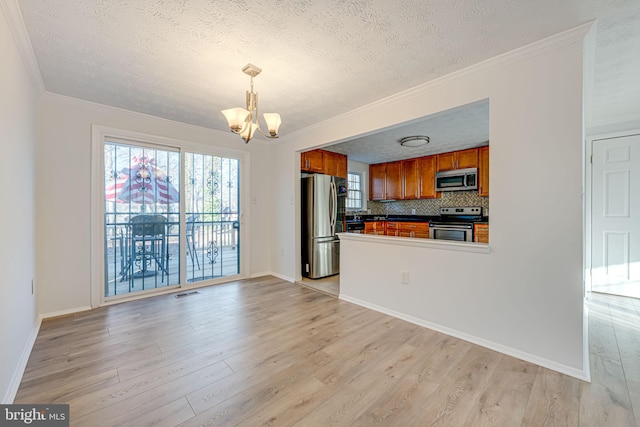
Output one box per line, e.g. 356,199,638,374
298,275,340,297
15,276,640,426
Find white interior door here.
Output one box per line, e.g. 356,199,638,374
591,134,640,298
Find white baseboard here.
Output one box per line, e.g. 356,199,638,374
249,271,272,279
2,305,93,403
339,294,589,382
2,316,41,403
268,272,295,283
40,306,93,320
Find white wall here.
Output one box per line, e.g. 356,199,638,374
36,94,273,315
0,6,38,402
272,26,589,378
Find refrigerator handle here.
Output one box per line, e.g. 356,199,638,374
329,181,337,234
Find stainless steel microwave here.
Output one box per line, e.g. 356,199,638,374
435,168,478,192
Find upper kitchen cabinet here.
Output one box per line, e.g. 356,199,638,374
369,163,386,200
436,148,478,171
478,145,489,196
301,150,324,173
370,156,439,201
418,155,438,199
301,149,347,178
324,151,348,178
385,161,403,200
402,159,419,200
368,161,405,200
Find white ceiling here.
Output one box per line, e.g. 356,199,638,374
12,0,640,163
328,99,489,164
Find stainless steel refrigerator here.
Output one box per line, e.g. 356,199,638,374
301,174,346,279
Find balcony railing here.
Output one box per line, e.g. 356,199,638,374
104,212,239,296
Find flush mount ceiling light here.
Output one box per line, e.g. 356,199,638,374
221,63,282,143
399,135,430,147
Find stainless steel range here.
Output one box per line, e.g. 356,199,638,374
429,207,483,242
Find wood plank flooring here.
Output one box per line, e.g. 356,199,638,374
14,276,640,426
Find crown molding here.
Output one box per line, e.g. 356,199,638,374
284,21,594,142
42,91,229,134
0,0,45,94
42,91,279,147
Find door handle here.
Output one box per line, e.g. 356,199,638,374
329,181,337,233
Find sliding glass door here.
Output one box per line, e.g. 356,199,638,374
104,141,181,296
102,137,241,298
184,153,240,283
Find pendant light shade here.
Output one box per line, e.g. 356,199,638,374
240,122,258,143
263,113,282,137
221,108,250,132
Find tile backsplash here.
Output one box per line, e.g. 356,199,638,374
368,192,489,216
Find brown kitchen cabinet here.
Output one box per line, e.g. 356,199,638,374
402,159,419,199
364,221,385,235
369,161,402,201
369,159,423,200
400,221,430,238
336,153,347,178
385,161,402,200
474,223,489,243
370,147,484,200
478,145,489,196
300,149,347,178
418,155,438,199
369,163,386,200
324,151,348,178
386,221,429,238
301,149,324,173
385,221,399,236
436,148,479,171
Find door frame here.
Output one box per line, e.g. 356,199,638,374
585,128,640,294
90,125,251,307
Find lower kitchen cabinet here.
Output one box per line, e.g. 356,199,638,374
386,221,430,238
474,223,489,243
364,221,385,235
385,222,398,236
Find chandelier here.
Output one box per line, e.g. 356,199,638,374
221,64,282,143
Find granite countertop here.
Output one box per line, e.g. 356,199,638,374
346,214,489,223
383,215,439,222
348,214,438,222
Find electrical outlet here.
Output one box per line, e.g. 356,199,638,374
401,271,409,285
411,209,416,215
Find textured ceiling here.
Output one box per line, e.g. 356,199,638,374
328,99,489,164
590,5,640,127
14,0,640,160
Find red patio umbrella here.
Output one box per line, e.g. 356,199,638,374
105,156,179,205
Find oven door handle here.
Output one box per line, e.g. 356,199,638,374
430,224,473,230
